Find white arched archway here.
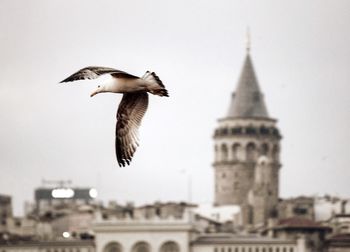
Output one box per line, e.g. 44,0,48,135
159,241,180,252
103,242,123,252
132,242,151,252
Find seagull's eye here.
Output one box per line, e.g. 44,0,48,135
98,85,101,88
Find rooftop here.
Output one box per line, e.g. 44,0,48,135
226,52,269,119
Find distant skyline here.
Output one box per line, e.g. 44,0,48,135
1,0,350,215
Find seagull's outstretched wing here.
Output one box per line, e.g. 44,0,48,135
60,66,138,83
115,92,149,167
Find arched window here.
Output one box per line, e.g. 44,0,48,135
260,126,269,135
232,143,241,161
104,242,122,252
272,145,279,162
246,126,257,135
221,144,228,161
160,242,179,252
246,143,256,161
214,145,219,161
232,127,242,135
261,143,269,156
132,242,150,252
247,205,254,225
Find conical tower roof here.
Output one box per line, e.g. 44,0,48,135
227,52,269,118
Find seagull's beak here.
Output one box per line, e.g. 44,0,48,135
90,90,99,97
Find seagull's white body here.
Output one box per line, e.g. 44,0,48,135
60,66,168,167
97,76,158,95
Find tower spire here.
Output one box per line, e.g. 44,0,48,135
246,27,251,53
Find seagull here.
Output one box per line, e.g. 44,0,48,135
60,66,169,167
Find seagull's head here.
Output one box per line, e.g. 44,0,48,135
90,85,104,97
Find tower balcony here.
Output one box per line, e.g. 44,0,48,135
214,126,281,139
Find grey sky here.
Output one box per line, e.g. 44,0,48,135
1,0,350,215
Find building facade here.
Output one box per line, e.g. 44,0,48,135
93,211,307,252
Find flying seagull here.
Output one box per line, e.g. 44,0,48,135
60,66,169,167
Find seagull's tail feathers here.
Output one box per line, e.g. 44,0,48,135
142,71,169,97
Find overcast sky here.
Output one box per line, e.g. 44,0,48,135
1,0,350,215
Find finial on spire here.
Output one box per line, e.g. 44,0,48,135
246,27,251,53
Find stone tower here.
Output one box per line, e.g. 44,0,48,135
213,45,281,226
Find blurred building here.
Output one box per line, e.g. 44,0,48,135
264,217,331,252
278,197,315,221
0,234,94,252
93,210,308,252
34,181,98,217
0,195,13,233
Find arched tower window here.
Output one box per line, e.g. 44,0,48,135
103,242,122,252
260,126,269,135
261,143,269,156
246,142,256,161
221,144,228,161
214,145,219,162
272,144,279,162
160,241,180,252
132,242,150,252
232,143,241,161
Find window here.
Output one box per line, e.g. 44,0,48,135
103,242,122,252
272,145,279,161
221,144,228,161
261,143,269,156
232,143,241,161
260,126,269,135
246,143,256,161
160,242,179,252
293,207,308,215
232,127,242,135
221,128,228,136
272,128,279,137
132,242,150,252
246,127,257,135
